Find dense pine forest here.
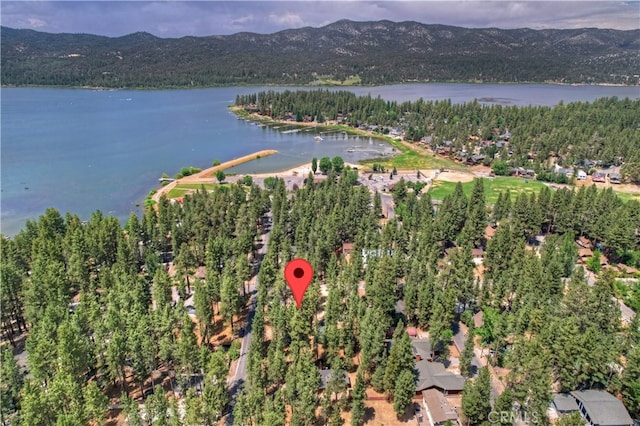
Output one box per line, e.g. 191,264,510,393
236,90,640,182
2,21,640,88
1,168,639,424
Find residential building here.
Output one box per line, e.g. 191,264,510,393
422,388,460,426
415,360,465,395
568,390,633,426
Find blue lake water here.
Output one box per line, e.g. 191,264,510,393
2,83,639,236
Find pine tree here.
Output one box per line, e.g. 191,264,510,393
384,321,415,396
460,325,476,377
393,369,415,417
461,366,491,425
351,371,366,426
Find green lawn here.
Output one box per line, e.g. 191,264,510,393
612,190,640,203
362,148,463,171
166,183,220,198
428,176,548,204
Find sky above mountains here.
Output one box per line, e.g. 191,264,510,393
2,1,638,37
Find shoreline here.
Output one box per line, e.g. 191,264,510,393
152,150,277,202
3,81,639,91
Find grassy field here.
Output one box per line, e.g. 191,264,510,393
166,183,220,198
428,176,548,204
362,146,463,171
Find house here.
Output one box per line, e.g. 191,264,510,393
577,170,587,180
415,361,465,395
484,225,497,240
576,236,592,249
510,167,534,177
592,171,607,183
412,339,434,361
422,389,460,426
569,390,633,426
553,393,580,414
578,247,594,260
471,248,484,265
467,154,486,165
341,242,354,256
473,311,485,328
318,369,351,392
610,173,622,184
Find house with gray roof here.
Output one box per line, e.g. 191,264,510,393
318,368,351,391
412,339,434,361
552,393,580,414
569,390,633,426
415,360,465,395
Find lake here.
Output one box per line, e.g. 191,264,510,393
2,83,639,236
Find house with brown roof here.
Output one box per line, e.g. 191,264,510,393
471,248,484,265
422,389,460,426
484,225,496,240
473,311,484,328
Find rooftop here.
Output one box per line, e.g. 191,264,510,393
415,360,465,393
553,393,579,412
412,339,433,361
318,369,351,390
571,390,633,426
422,389,458,424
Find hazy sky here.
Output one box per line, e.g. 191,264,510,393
2,1,638,37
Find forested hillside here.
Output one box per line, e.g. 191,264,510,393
2,20,640,87
236,90,640,182
1,169,639,424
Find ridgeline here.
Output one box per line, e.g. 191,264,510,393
2,20,639,88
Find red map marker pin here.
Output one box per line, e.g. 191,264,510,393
284,258,314,309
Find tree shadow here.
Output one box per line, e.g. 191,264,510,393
363,407,375,423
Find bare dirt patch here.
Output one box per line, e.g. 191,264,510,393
436,170,475,183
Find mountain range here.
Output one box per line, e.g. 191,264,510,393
2,20,639,87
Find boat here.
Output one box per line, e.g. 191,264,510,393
314,136,324,141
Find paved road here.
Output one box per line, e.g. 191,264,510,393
226,214,271,425
379,193,396,219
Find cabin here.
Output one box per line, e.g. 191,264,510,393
318,369,351,394
562,390,634,426
466,154,486,165
473,311,485,328
471,248,484,265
